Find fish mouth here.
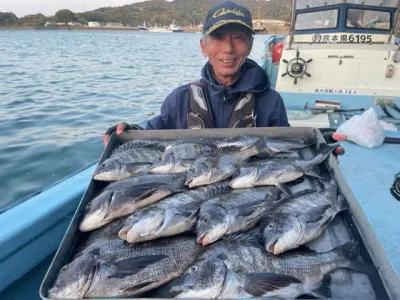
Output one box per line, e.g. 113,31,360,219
118,225,132,240
197,233,207,246
185,178,193,186
92,171,103,179
267,240,277,254
170,286,185,297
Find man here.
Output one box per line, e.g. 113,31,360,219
103,1,344,157
104,0,288,144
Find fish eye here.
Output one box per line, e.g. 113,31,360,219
59,265,68,274
267,224,274,231
188,265,198,273
200,215,209,223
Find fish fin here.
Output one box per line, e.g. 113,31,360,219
317,142,340,159
175,203,200,219
120,281,157,294
104,254,169,278
125,161,151,167
275,183,291,196
169,184,189,193
300,204,331,224
320,216,333,229
303,135,318,147
304,168,325,179
252,136,270,157
310,274,332,298
236,200,265,217
122,183,164,198
242,272,301,296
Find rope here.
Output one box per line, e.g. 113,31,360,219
391,172,400,201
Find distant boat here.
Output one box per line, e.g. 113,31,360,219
138,21,149,31
169,19,183,32
149,22,169,33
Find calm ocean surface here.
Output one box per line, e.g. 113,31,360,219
0,30,268,210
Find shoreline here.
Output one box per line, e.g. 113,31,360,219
0,26,287,34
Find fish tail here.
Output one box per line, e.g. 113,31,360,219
252,136,272,157
336,241,375,275
336,240,360,261
295,142,338,171
310,274,332,299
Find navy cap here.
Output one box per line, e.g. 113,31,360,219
203,1,255,36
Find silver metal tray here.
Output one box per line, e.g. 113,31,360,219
40,127,396,299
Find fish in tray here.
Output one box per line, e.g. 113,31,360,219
185,137,267,188
110,140,169,154
230,142,339,194
196,187,283,246
93,148,163,181
119,182,231,243
48,236,203,299
149,142,218,173
217,135,317,155
260,178,348,255
170,237,368,299
79,173,187,232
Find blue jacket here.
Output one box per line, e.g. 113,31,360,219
146,58,289,129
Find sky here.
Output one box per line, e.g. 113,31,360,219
0,0,161,18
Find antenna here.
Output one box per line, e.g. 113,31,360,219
289,0,297,50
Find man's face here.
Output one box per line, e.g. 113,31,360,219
200,24,253,86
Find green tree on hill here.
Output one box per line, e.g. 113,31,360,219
0,12,19,26
20,14,47,26
55,9,76,23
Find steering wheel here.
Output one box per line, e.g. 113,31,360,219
281,49,313,84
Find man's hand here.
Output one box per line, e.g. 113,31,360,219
331,132,347,163
322,130,346,163
103,122,134,146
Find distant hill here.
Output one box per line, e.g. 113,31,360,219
81,0,292,27
0,0,291,27
0,0,398,34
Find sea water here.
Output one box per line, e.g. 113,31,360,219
0,29,268,210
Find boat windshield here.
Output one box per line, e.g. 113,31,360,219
297,0,399,9
296,9,338,30
347,9,391,29
295,7,392,31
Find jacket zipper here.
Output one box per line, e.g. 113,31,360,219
188,112,206,128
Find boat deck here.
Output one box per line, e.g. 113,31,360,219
339,131,400,280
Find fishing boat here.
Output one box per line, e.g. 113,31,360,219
169,19,183,33
149,23,169,33
138,21,149,31
1,0,400,299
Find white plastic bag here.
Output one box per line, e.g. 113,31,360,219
336,108,385,148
